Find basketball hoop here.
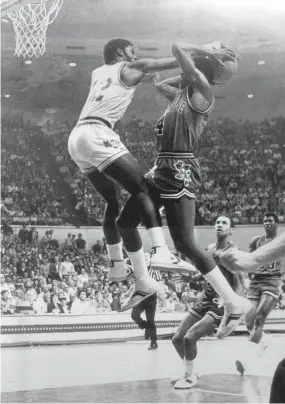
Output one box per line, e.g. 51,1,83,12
7,0,64,58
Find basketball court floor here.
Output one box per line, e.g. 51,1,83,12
2,335,285,403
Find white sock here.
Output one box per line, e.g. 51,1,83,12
185,359,195,375
203,266,238,304
107,242,124,261
128,248,149,280
148,227,166,248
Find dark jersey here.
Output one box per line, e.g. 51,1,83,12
251,235,283,280
202,242,237,301
156,86,214,154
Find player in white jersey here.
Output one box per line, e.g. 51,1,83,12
68,38,202,310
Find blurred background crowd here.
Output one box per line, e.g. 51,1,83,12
1,225,285,315
2,114,285,226
1,113,285,315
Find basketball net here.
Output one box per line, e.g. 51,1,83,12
7,0,64,58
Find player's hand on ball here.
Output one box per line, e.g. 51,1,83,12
219,250,259,273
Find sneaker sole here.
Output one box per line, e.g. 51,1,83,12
151,262,192,274
121,290,157,311
235,360,246,376
217,313,245,339
174,382,197,390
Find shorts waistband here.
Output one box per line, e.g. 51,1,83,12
77,116,112,129
157,152,195,159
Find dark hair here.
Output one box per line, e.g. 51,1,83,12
264,212,279,224
103,38,133,64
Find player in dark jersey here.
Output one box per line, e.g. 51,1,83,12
121,42,251,338
171,216,245,389
235,212,284,375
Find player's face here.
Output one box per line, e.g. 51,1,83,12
215,216,232,237
122,45,137,62
263,216,277,233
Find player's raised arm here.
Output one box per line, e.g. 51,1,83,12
248,236,260,253
171,43,213,111
121,57,179,87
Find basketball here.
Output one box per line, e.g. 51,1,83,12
212,58,238,84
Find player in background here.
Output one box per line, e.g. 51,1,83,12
218,232,285,404
68,38,233,309
120,42,251,337
235,212,285,375
171,216,245,389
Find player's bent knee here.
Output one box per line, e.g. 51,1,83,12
184,332,197,346
172,333,183,346
104,201,120,218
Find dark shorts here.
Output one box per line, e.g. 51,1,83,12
189,296,224,324
145,154,201,199
247,278,282,300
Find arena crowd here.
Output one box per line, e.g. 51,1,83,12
1,113,285,315
1,225,285,315
1,114,285,226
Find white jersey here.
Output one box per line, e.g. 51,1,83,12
78,62,136,129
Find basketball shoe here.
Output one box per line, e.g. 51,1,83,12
150,247,196,274
121,276,160,311
216,297,252,339
174,373,198,389
108,260,134,282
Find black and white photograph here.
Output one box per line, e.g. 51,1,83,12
1,0,285,402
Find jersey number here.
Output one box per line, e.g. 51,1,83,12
156,115,165,136
92,78,112,102
259,262,276,272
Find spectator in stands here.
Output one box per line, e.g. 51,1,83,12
59,296,69,313
33,291,50,314
24,280,38,304
111,291,121,311
1,290,14,314
49,256,61,281
64,233,73,249
71,290,94,314
59,255,74,279
76,233,86,250
18,224,29,244
47,293,62,314
94,291,111,312
77,267,89,289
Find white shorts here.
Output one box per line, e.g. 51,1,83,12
68,122,129,174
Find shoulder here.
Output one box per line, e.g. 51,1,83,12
249,235,262,251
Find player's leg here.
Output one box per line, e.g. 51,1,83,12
106,155,194,272
172,312,201,360
236,293,276,375
163,196,251,339
245,299,259,331
144,293,158,350
269,358,285,403
249,293,276,343
86,170,132,283
131,301,146,330
174,314,217,389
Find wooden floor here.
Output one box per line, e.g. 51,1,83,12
1,335,285,403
